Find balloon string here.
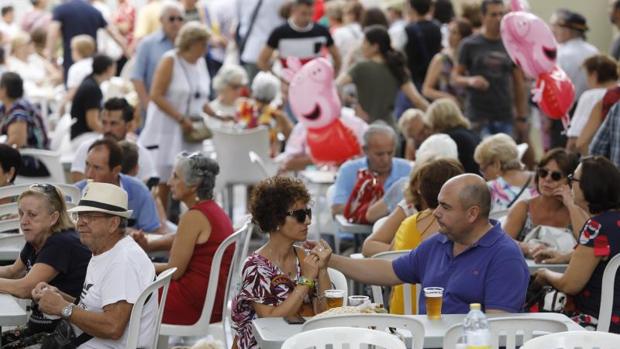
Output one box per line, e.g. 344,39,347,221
560,114,570,135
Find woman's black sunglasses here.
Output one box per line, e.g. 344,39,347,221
286,208,312,223
537,168,563,182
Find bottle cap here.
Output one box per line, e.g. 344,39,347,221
470,303,481,310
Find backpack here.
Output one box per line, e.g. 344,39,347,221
343,169,384,224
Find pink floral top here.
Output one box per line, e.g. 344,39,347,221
232,252,310,349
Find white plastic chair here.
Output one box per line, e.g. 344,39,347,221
521,331,620,349
14,149,66,184
0,218,19,233
157,230,240,349
281,327,406,349
325,184,341,254
443,317,569,349
370,250,418,315
598,253,620,332
302,314,424,349
49,114,76,151
327,268,348,298
125,267,176,349
211,127,272,216
248,150,277,179
0,183,81,204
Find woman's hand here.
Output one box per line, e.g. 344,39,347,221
533,248,572,264
552,184,574,207
179,118,193,133
532,269,550,288
311,239,332,270
301,254,320,280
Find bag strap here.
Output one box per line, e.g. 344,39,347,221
238,0,264,58
507,174,533,209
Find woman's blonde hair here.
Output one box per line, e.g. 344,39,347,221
473,133,521,171
175,21,210,53
398,108,425,138
424,98,471,132
71,34,96,59
18,184,74,234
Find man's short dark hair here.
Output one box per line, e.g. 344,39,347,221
1,6,13,17
409,0,432,16
0,144,21,183
481,0,503,16
103,97,134,123
615,0,620,11
0,72,24,99
92,54,115,75
118,140,139,175
88,138,123,170
294,0,314,6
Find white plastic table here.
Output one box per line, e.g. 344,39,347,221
526,259,568,273
0,294,28,345
252,312,584,349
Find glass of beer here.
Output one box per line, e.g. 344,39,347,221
324,289,346,309
424,287,444,320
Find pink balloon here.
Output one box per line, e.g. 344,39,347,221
501,11,558,79
282,57,341,129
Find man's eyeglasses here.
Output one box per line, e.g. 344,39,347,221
537,168,564,182
567,174,580,183
168,16,184,23
71,212,110,223
286,208,312,223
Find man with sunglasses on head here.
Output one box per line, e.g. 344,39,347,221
34,182,157,349
314,174,529,316
132,1,184,121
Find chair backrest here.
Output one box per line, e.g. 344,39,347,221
521,331,620,349
159,230,240,337
212,127,271,186
125,267,176,349
327,268,348,297
370,250,418,314
248,151,276,179
282,327,407,349
49,114,76,151
443,317,569,349
598,253,620,332
0,219,20,233
302,314,424,349
14,148,66,184
0,183,79,202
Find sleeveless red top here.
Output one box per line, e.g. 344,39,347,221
162,200,234,325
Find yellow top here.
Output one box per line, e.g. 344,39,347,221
389,210,435,314
133,2,163,40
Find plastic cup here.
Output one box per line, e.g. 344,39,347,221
348,295,370,306
424,287,444,320
324,289,346,309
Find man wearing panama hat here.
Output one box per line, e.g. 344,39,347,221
32,182,157,349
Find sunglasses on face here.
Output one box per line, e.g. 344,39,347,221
168,15,184,23
286,208,312,223
537,168,564,181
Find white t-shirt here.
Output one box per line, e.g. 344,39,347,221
566,87,606,137
71,136,159,181
76,236,156,349
67,58,94,90
557,38,598,100
333,23,363,67
237,0,286,63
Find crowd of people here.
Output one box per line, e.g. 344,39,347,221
0,0,619,348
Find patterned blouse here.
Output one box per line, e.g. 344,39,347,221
0,98,48,149
488,176,538,214
232,251,313,349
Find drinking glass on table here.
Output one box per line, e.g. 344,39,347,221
348,295,370,306
424,287,444,320
324,289,346,309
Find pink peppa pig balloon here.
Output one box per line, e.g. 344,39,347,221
282,57,362,164
500,8,558,79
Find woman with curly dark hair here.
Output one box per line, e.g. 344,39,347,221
231,176,332,349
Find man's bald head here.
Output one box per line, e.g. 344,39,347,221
444,174,491,219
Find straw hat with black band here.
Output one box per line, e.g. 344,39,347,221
68,182,133,219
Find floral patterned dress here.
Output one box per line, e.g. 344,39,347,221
231,250,313,349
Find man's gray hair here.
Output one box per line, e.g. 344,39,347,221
362,122,397,148
175,152,220,200
160,0,185,18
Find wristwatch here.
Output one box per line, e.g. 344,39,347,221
296,276,315,288
61,304,75,319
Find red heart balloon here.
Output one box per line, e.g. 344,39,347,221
535,66,575,120
306,119,362,165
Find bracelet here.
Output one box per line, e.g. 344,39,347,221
296,276,315,288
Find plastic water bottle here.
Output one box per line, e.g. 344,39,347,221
463,303,491,349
